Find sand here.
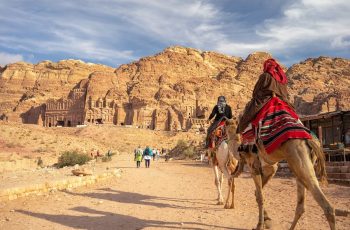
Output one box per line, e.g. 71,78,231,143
0,154,349,230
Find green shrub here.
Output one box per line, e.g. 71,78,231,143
57,150,92,168
34,147,47,153
5,142,23,148
5,143,16,148
37,157,44,167
169,139,197,159
101,150,115,162
101,156,112,162
183,145,195,158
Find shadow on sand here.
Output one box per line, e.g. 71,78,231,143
17,206,248,230
63,188,218,208
181,163,211,168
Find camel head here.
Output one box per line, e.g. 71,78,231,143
225,118,241,144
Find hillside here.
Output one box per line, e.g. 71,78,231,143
0,46,349,129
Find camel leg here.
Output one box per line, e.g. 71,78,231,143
242,152,265,229
290,180,306,230
252,173,264,230
219,165,234,209
259,163,278,229
230,177,235,209
223,176,235,209
286,142,336,230
224,177,232,209
213,165,224,205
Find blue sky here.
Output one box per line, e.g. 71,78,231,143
0,0,349,67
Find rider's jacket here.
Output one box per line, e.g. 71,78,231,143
208,105,233,121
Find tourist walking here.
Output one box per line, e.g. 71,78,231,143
143,146,152,168
152,148,157,161
156,149,160,161
134,146,143,168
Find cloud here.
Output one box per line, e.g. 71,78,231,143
0,0,348,67
0,52,23,66
214,0,350,64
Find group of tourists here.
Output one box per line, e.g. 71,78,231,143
133,146,163,168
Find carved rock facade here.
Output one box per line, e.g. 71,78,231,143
0,47,349,131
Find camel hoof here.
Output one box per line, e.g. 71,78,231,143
230,205,234,209
216,201,224,205
224,204,229,209
253,223,264,230
264,219,272,229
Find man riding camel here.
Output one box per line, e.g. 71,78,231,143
237,58,293,134
205,96,233,148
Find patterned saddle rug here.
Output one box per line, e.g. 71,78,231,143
242,97,311,154
209,121,228,150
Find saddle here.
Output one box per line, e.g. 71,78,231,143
209,121,228,149
240,97,311,154
239,123,258,154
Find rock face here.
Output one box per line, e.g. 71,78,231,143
0,46,349,130
287,57,350,115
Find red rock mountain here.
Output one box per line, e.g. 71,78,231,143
0,46,349,130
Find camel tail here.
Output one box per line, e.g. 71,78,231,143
307,138,328,186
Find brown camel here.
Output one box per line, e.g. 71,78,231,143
225,120,336,230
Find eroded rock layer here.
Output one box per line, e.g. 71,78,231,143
0,46,349,130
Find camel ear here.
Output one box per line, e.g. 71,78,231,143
226,119,236,126
227,119,239,127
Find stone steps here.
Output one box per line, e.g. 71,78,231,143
326,162,350,167
327,178,350,186
327,173,350,180
277,162,350,185
326,165,350,173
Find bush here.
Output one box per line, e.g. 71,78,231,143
169,139,196,159
37,157,44,167
101,156,112,162
57,150,92,168
101,150,115,162
34,147,47,153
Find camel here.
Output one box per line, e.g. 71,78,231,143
225,120,336,230
208,122,240,209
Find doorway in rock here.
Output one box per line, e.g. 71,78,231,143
67,120,72,127
96,118,103,124
57,120,64,127
48,123,52,127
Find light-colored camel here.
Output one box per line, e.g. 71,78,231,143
225,120,336,230
208,124,240,209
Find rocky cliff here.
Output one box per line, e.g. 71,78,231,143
287,57,350,115
0,46,349,128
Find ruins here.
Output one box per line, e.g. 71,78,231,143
41,80,209,131
1,47,349,132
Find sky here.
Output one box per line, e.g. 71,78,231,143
0,0,349,67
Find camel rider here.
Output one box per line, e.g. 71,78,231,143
237,58,294,134
205,96,233,148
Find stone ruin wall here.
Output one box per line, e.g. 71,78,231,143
40,76,208,131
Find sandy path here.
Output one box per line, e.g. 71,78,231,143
0,155,349,230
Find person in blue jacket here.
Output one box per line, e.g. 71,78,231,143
143,146,153,168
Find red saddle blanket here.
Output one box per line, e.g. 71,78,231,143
209,121,227,149
250,97,311,154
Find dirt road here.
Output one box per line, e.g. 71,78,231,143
0,155,349,230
